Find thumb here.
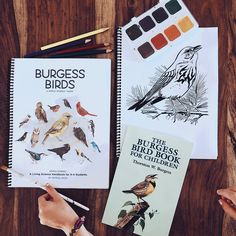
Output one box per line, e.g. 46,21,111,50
219,199,236,220
45,184,61,201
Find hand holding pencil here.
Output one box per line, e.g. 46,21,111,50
38,184,93,236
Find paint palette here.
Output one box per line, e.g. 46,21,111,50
123,0,199,60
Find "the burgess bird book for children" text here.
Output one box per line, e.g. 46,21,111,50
102,125,192,236
8,58,111,188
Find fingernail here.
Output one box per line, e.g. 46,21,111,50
217,190,221,194
46,183,50,187
218,199,223,205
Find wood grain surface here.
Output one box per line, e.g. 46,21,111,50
0,0,235,235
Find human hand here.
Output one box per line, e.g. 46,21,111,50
217,187,236,220
38,184,92,236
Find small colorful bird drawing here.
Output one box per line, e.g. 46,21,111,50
25,149,47,163
63,99,72,109
122,174,157,201
89,120,95,137
76,102,97,117
91,141,101,153
16,132,28,141
48,144,70,161
31,128,40,148
73,127,88,147
48,104,60,112
19,115,31,128
128,46,202,112
35,102,48,123
75,149,92,163
42,112,72,144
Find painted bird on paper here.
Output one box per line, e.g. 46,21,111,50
73,127,88,147
19,115,31,128
91,141,101,153
25,149,47,163
122,174,157,201
48,144,70,161
75,149,92,163
48,104,60,112
35,102,48,123
63,99,72,109
89,120,95,137
42,112,72,144
31,128,40,148
16,132,28,141
76,102,97,117
128,45,202,112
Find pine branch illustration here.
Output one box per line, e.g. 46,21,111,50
126,85,148,107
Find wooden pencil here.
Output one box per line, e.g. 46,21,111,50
49,49,113,58
41,27,109,51
24,38,91,58
0,165,90,211
54,43,110,55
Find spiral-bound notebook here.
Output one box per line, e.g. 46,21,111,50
116,27,218,159
8,58,111,188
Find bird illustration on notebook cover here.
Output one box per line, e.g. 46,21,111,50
76,102,97,117
73,127,88,147
25,149,47,163
128,45,208,124
48,144,70,161
63,99,72,109
42,112,72,144
19,115,31,128
48,104,60,112
16,132,28,142
35,102,48,123
31,128,40,147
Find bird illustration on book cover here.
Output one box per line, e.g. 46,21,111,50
127,45,208,124
115,174,158,233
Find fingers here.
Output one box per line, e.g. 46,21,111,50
217,188,236,205
219,199,236,220
38,193,50,206
45,184,61,201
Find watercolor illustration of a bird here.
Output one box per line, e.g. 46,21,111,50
19,115,31,128
48,104,60,112
128,45,202,112
91,141,101,152
42,112,72,144
75,149,92,163
31,128,40,148
122,174,157,201
73,127,88,147
76,102,97,117
35,102,48,123
25,149,47,163
89,120,95,137
16,132,28,141
48,144,70,161
63,99,72,109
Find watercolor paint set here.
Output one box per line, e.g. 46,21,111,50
123,0,199,59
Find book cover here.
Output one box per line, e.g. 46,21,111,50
9,58,111,189
117,27,218,159
102,125,192,236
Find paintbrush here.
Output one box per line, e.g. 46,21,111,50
0,165,89,211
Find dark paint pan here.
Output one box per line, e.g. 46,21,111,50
165,0,182,15
152,7,169,23
138,42,155,59
139,16,156,32
125,24,142,41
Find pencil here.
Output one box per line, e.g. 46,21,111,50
54,43,110,55
24,38,92,58
41,27,110,51
50,49,113,58
0,165,89,211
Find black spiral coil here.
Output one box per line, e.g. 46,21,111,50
116,28,122,158
8,58,15,186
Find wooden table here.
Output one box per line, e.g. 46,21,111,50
0,0,235,235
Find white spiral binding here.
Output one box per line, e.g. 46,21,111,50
8,58,15,186
116,28,122,157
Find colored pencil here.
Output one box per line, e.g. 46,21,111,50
0,165,89,211
49,49,113,58
41,27,110,50
54,43,110,55
24,38,92,58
